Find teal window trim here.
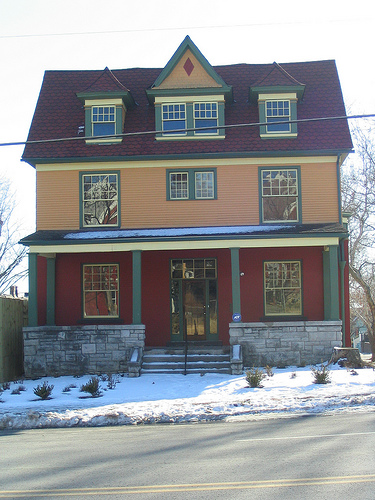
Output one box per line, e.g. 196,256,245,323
84,105,123,139
81,263,120,320
259,99,298,137
156,101,225,138
258,166,302,224
79,171,121,229
263,259,303,317
132,250,142,324
166,168,217,201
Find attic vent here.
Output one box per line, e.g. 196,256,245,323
183,57,194,76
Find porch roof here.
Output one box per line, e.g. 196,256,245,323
21,222,347,252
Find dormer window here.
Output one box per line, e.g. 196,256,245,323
194,102,218,134
92,106,116,136
162,104,186,135
265,100,290,133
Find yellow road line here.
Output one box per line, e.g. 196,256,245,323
1,475,375,497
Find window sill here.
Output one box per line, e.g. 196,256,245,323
156,135,225,141
260,133,298,139
85,138,123,145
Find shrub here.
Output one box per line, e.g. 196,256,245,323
34,381,54,400
80,377,102,397
246,367,266,388
265,365,274,377
2,382,10,391
311,364,331,384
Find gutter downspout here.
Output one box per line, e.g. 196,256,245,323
337,154,346,345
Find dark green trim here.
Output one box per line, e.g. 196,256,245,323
230,248,241,316
76,90,135,109
132,250,142,324
323,246,340,320
249,85,305,102
79,170,121,229
148,36,232,101
258,166,302,224
28,253,38,327
258,99,298,136
166,168,217,201
46,256,56,326
337,155,343,225
23,148,354,168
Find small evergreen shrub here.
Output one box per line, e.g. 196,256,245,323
62,384,77,393
290,372,297,379
246,367,266,388
33,381,54,400
80,377,102,397
2,382,10,391
265,365,274,377
311,364,331,384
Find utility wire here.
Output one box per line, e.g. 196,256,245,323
0,114,374,149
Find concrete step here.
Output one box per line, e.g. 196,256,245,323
141,347,231,375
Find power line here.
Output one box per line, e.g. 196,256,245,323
0,114,374,149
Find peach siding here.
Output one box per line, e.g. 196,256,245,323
155,49,221,90
37,170,80,230
35,160,339,230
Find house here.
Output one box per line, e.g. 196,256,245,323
21,36,353,377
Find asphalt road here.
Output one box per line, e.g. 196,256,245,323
1,412,375,499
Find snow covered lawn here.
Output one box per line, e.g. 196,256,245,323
1,364,375,430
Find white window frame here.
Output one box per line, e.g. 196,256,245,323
265,100,291,133
193,102,218,135
92,106,116,136
162,103,187,136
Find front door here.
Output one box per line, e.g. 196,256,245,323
170,258,218,342
183,280,206,339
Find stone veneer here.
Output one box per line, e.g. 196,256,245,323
23,324,145,378
229,321,342,367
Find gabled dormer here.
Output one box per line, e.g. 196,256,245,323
146,36,232,140
249,62,305,139
76,67,135,144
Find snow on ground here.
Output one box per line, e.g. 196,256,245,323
1,364,375,430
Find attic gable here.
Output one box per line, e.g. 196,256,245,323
147,36,232,102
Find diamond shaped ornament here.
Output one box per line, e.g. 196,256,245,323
183,58,194,76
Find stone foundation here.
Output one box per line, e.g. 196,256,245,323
23,324,145,378
229,321,342,367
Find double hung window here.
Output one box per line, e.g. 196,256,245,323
264,261,302,316
162,104,186,135
92,106,116,136
194,102,218,134
168,169,216,200
81,172,119,227
260,168,299,223
83,264,119,318
265,100,290,133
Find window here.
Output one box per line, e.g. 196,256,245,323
81,172,119,227
168,169,216,200
83,264,119,318
92,106,116,136
162,104,186,135
266,100,290,133
260,168,299,223
194,102,218,134
264,261,302,316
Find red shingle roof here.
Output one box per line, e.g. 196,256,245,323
22,60,353,164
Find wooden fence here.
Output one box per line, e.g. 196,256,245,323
0,296,28,383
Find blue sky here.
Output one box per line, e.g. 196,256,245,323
0,0,374,291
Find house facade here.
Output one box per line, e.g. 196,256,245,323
21,37,353,377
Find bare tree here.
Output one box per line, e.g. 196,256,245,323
0,176,28,295
341,121,375,360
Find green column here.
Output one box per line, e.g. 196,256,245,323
323,246,340,321
28,253,38,327
132,250,142,324
230,248,241,316
46,255,56,326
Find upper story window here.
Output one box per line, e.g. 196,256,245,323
194,102,218,134
162,104,186,135
92,106,116,136
260,167,300,223
155,97,225,140
266,100,290,133
167,169,216,200
81,172,119,227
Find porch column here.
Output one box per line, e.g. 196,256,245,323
323,245,340,321
28,253,38,327
132,250,142,324
46,255,56,326
230,248,241,316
